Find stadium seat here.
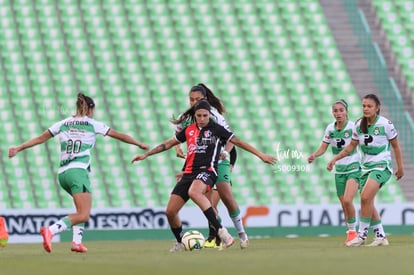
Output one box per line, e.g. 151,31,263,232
0,0,407,209
373,0,414,92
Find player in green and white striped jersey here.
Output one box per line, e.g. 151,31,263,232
328,94,404,247
308,99,360,244
8,93,149,253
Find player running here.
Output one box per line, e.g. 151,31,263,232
8,93,149,253
308,99,360,244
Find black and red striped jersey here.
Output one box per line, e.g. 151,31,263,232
175,120,234,174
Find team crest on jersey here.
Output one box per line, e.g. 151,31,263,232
203,130,212,138
373,127,380,135
344,132,349,138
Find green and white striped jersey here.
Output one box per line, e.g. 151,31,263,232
352,115,397,173
323,120,360,174
48,116,110,174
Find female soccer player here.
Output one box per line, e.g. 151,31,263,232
8,93,149,253
172,83,248,249
132,100,276,252
308,99,360,244
327,94,404,247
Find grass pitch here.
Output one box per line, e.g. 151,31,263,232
1,235,413,275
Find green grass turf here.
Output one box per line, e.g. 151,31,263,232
1,235,414,275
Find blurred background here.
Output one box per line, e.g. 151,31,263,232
1,0,413,211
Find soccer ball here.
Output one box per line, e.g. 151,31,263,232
181,230,205,251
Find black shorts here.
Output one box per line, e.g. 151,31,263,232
171,170,217,202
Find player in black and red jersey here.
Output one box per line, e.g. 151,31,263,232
131,99,276,252
172,84,248,249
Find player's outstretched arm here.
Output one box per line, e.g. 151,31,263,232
8,130,52,158
229,136,277,165
131,138,179,163
107,129,149,150
308,142,329,163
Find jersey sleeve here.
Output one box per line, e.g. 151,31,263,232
175,127,187,143
175,123,183,134
215,123,234,142
48,119,65,137
322,125,331,144
92,120,110,136
385,119,398,140
352,121,360,141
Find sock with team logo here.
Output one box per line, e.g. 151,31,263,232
49,216,71,235
371,219,386,239
72,223,85,244
358,216,371,239
229,208,245,234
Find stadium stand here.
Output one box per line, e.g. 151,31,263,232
0,0,407,208
372,0,414,93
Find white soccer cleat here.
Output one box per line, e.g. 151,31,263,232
218,227,234,251
345,235,366,247
239,232,249,249
365,237,389,247
169,242,184,253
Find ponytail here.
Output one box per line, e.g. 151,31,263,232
197,83,226,114
173,84,226,124
76,93,95,117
